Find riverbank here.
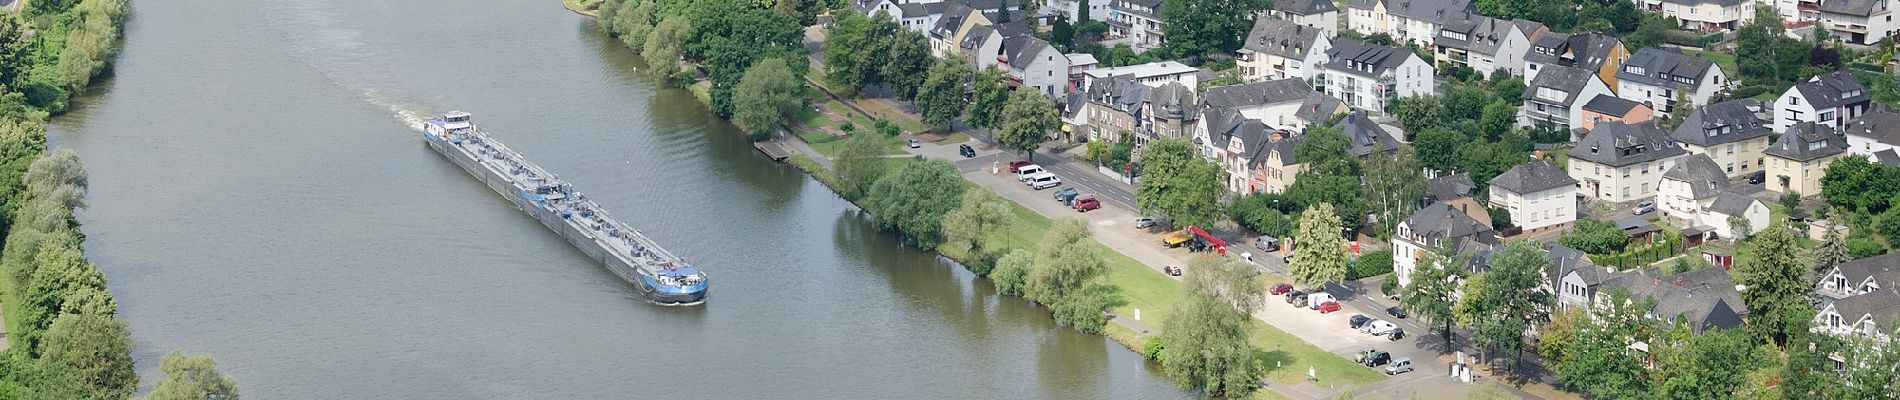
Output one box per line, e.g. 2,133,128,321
563,0,599,17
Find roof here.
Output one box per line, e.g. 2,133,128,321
1202,78,1316,109
1146,81,1196,121
1707,190,1760,216
1489,159,1577,194
1846,106,1900,146
1661,0,1743,5
1273,0,1338,15
1242,18,1326,59
1662,154,1730,200
1671,99,1770,147
1877,149,1900,166
1004,36,1058,70
1835,252,1900,288
1371,0,1473,23
929,4,971,38
1438,14,1540,57
1831,288,1900,330
1087,74,1153,110
1616,48,1717,91
1573,121,1687,167
1526,32,1622,71
1068,53,1099,66
1791,71,1871,110
959,25,996,51
1582,95,1643,115
1766,122,1849,162
1333,112,1401,157
1819,0,1880,16
1203,107,1285,166
1324,39,1417,78
1600,266,1747,332
1523,65,1600,107
1084,60,1198,80
1296,92,1347,124
1402,202,1498,244
1425,173,1475,201
1548,244,1598,285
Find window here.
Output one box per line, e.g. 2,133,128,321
1622,186,1631,198
1622,167,1632,178
1790,96,1799,105
1642,183,1649,193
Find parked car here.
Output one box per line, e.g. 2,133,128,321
1014,164,1046,181
1348,314,1371,329
1387,328,1405,341
1634,201,1655,215
1008,160,1033,171
1361,320,1397,336
1270,283,1294,295
1255,236,1279,252
1317,301,1342,313
1354,348,1378,364
1385,358,1414,375
1072,195,1101,212
1386,306,1408,319
907,139,921,148
1163,265,1183,276
1307,292,1336,309
958,143,976,158
1747,171,1766,185
1362,350,1392,367
1053,187,1078,203
1285,291,1307,305
1025,173,1062,190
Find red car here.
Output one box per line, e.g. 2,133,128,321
1270,283,1294,295
1072,195,1100,212
1317,301,1342,314
1008,160,1033,171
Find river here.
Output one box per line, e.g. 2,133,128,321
45,0,1187,398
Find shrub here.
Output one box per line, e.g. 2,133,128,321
1143,335,1167,362
992,250,1035,296
1848,237,1886,258
1381,276,1399,296
1347,249,1393,280
873,118,901,136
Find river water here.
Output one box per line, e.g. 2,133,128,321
46,0,1187,398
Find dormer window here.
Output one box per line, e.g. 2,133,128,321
1627,66,1645,75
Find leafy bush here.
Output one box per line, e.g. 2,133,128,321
1230,194,1296,237
1347,249,1393,280
1381,276,1399,296
1848,237,1887,258
991,250,1035,296
1143,335,1167,362
1560,219,1629,255
1730,85,1769,100
873,118,901,136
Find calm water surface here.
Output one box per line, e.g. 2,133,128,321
47,0,1186,398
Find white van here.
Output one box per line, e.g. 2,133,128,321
1306,292,1336,309
1360,320,1397,336
1026,173,1062,190
1014,164,1046,181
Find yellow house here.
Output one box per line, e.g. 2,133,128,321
1765,121,1849,196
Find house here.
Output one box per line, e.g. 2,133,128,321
1641,0,1757,32
1569,121,1690,203
1196,78,1345,133
1814,288,1900,340
1657,154,1731,222
1519,65,1615,135
1106,0,1166,51
1266,0,1341,36
1334,111,1403,158
1671,99,1772,179
1424,173,1476,204
1434,14,1546,78
1615,48,1729,119
1816,0,1900,45
1045,0,1110,21
1347,0,1475,47
1580,96,1654,132
1523,32,1628,90
853,0,946,32
1774,71,1871,133
1844,106,1900,157
1059,92,1090,142
959,25,1005,69
1318,39,1436,114
1550,244,1612,310
1765,121,1850,196
1393,202,1499,286
1237,18,1332,83
1200,108,1299,194
1002,36,1072,97
1083,60,1199,91
1817,252,1900,300
1696,190,1771,239
1144,82,1197,141
1488,160,1579,233
1082,74,1151,144
1067,53,1098,91
1595,266,1749,333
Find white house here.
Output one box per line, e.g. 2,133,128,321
1107,0,1166,51
1434,14,1546,78
1671,99,1772,179
1845,107,1900,157
1487,160,1579,233
1197,78,1347,132
1615,48,1729,119
1775,71,1872,133
1569,121,1690,203
1046,0,1110,21
1818,252,1900,300
1082,60,1199,91
1816,0,1900,45
1519,65,1615,134
1318,39,1436,114
1346,0,1475,47
1237,17,1332,83
1697,191,1770,239
1393,202,1498,286
1266,0,1341,36
1642,0,1757,32
1656,153,1731,222
1003,36,1072,97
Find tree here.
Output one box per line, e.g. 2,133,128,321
1728,213,1753,240
967,68,1010,129
732,58,806,138
1624,13,1672,50
1661,91,1696,130
1737,7,1798,86
641,17,692,87
940,189,1016,263
1027,218,1106,304
1554,290,1656,398
1159,0,1270,57
39,313,137,399
864,159,968,247
1456,241,1553,374
1821,155,1900,213
992,249,1036,296
0,14,33,89
823,11,873,94
833,133,888,199
1412,127,1463,173
997,87,1057,160
1053,283,1122,333
1781,328,1846,399
1476,101,1516,139
1814,226,1849,273
878,32,934,101
1559,218,1629,254
1135,137,1225,227
1363,147,1425,239
1401,248,1466,353
916,59,972,129
1735,221,1810,346
1161,255,1263,397
140,351,240,400
1537,306,1587,366
1832,334,1900,398
1656,328,1762,400
1289,203,1348,288
1388,96,1445,136
1230,194,1295,237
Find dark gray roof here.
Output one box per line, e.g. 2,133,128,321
1846,107,1900,146
1523,65,1599,106
1526,32,1622,72
1438,14,1539,56
1671,99,1770,147
1147,81,1196,121
1380,0,1473,23
1708,190,1759,216
1325,39,1417,78
1425,173,1475,201
1582,95,1642,115
1004,36,1055,70
1662,154,1729,200
1834,252,1900,288
1661,0,1743,5
1242,18,1326,59
1766,122,1849,162
1490,159,1577,194
930,4,972,38
1333,112,1401,157
1403,202,1499,247
1296,92,1346,123
1876,149,1900,166
1792,71,1871,110
1202,78,1315,109
1601,266,1747,332
1573,121,1687,167
1087,74,1153,111
959,25,995,51
1273,0,1338,15
1202,108,1282,165
1831,289,1900,329
1819,0,1880,16
1616,48,1717,91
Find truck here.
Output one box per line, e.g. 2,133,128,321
1162,229,1194,247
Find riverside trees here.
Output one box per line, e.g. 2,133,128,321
1135,137,1224,228
733,58,806,138
865,159,966,247
1161,255,1263,397
141,351,241,400
597,0,806,117
998,87,1057,161
940,189,1016,268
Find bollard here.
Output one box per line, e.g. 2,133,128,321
1134,308,1141,321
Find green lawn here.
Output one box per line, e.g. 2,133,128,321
1692,50,1738,77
